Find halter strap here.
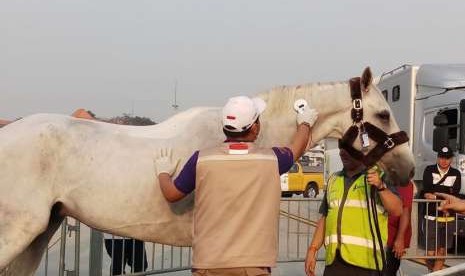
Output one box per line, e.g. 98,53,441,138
339,77,409,168
350,77,363,123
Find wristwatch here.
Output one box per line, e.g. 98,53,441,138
377,182,387,192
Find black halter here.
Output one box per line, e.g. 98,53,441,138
338,77,409,168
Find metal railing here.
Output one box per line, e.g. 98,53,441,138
407,199,465,260
38,225,192,276
36,198,465,275
38,217,80,276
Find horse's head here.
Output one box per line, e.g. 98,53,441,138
257,67,415,185
349,67,414,185
331,67,415,185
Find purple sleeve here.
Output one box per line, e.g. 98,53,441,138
174,151,199,194
272,147,294,175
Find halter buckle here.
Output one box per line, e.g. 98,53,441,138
384,137,395,149
353,99,362,110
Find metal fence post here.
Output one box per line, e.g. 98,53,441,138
411,200,419,255
58,218,68,276
74,221,80,276
89,230,103,276
63,219,81,276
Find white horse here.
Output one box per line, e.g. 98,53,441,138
0,67,414,275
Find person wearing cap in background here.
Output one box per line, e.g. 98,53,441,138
154,96,318,276
420,145,461,272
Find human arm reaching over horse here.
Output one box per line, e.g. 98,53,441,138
289,108,318,162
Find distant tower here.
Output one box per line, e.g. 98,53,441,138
172,79,179,110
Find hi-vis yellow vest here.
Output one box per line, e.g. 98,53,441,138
325,172,388,270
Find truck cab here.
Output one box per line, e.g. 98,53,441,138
377,64,465,190
280,161,324,198
378,64,465,250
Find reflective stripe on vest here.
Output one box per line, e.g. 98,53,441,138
329,199,385,214
325,173,388,270
325,235,382,250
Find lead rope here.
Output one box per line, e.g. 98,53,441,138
364,175,381,274
371,187,387,273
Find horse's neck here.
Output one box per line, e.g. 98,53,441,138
307,82,352,143
307,83,351,118
258,81,351,147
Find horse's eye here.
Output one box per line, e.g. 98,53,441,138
377,110,390,122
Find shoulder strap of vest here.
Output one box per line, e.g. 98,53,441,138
326,173,339,204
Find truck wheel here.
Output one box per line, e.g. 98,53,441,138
304,182,318,198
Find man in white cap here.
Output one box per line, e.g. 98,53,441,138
155,96,318,275
421,145,461,272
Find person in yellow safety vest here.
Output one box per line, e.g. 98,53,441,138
305,148,402,276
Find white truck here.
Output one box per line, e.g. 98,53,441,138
378,64,465,249
377,64,465,191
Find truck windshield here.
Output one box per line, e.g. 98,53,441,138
289,164,298,173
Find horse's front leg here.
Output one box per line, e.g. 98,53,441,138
0,196,57,274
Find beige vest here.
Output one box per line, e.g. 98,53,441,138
192,143,281,269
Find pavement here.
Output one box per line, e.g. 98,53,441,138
156,260,430,275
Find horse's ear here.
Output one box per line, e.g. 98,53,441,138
361,67,372,93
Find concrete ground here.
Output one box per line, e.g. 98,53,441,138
156,260,430,276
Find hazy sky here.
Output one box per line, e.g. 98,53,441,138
2,0,465,122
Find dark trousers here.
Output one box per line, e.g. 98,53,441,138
383,247,400,276
323,250,380,276
104,239,148,275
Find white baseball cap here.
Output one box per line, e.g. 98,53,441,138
222,96,266,132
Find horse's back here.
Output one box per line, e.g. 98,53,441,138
0,110,224,246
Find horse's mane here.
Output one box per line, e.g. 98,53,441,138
258,80,348,116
